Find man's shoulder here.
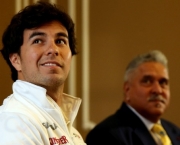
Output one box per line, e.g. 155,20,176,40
90,103,139,131
0,111,34,137
0,111,45,144
93,114,118,130
0,108,34,129
161,118,180,131
0,95,40,123
0,95,27,113
85,107,145,145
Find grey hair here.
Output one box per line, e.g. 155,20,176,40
124,50,168,82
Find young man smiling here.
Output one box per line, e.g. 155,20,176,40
0,1,86,145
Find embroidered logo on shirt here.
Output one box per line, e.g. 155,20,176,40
42,122,58,130
49,136,69,145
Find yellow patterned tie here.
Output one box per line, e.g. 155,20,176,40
151,124,171,145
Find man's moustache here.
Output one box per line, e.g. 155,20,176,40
148,94,166,103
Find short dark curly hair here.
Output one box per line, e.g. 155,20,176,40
1,1,77,81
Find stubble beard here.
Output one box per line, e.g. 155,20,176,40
24,71,65,92
40,75,65,92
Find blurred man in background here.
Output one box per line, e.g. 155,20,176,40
86,50,180,145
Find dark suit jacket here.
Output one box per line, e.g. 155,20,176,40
85,102,180,145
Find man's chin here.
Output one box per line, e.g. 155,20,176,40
151,107,165,116
40,77,64,86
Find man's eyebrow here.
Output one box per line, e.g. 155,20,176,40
29,32,46,40
56,32,69,39
160,77,169,82
28,31,69,40
142,75,153,79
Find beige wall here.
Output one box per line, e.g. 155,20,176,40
1,0,180,140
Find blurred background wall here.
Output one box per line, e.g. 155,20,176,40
0,0,180,139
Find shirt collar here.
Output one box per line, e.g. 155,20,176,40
13,80,82,124
127,104,161,130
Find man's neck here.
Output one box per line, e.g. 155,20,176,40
126,104,160,124
46,84,64,105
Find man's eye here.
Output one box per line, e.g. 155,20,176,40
33,39,42,44
142,79,151,83
159,79,168,87
56,39,65,44
141,78,152,86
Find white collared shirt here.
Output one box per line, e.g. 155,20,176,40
0,80,86,145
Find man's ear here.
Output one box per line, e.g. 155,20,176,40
9,53,22,71
123,82,130,94
123,82,130,102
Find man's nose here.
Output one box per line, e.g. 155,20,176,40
151,82,163,94
46,41,59,56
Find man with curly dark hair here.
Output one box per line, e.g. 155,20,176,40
0,1,86,145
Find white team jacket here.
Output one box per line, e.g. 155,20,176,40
0,80,86,145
